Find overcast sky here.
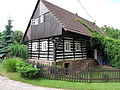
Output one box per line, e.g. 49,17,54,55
0,0,120,33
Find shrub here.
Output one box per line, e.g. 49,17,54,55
8,43,28,59
16,61,40,78
3,57,21,72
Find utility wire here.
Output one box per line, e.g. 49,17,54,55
77,0,96,22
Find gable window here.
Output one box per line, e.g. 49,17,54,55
42,41,48,51
40,15,44,23
64,41,71,51
31,18,39,25
32,42,38,51
75,43,81,51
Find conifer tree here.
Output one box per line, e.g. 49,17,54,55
0,19,14,58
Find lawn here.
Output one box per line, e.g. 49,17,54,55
0,63,120,90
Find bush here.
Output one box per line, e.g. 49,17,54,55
3,57,21,72
16,61,40,78
8,43,28,59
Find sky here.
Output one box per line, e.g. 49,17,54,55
0,0,120,33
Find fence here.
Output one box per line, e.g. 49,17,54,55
29,61,120,83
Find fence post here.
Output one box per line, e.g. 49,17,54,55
53,66,57,80
89,68,92,83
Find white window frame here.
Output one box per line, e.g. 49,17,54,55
75,43,81,51
41,41,48,51
32,42,38,51
31,18,39,25
40,15,44,23
64,41,71,51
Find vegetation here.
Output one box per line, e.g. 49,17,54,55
8,43,28,59
16,61,40,78
2,57,39,78
3,58,20,72
0,19,24,59
77,19,120,68
0,64,120,90
13,31,23,43
0,19,14,59
101,25,120,40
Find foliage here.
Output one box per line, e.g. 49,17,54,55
77,19,120,68
0,19,14,59
16,61,40,78
13,31,23,43
8,43,28,59
101,25,120,40
3,57,21,72
1,63,120,90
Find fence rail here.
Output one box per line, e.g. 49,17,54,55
29,61,120,83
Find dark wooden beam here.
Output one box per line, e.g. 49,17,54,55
30,40,32,59
38,39,40,59
63,37,65,60
73,38,75,60
47,38,50,61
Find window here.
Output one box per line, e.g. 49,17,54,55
65,41,71,51
31,18,39,25
42,41,48,51
75,43,81,51
32,42,38,51
40,15,44,23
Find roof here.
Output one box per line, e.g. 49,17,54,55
23,0,105,41
42,0,105,36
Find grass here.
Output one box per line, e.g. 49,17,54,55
0,63,120,90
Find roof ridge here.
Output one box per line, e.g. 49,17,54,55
42,0,93,24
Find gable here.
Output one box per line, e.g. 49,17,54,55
23,0,62,41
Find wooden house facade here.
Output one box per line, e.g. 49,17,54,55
23,0,104,64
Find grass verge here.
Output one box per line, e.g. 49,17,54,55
0,64,120,90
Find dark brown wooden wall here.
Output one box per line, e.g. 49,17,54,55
26,1,62,41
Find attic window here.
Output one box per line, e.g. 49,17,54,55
40,15,44,23
31,18,39,25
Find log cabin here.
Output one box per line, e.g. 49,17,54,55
23,0,104,68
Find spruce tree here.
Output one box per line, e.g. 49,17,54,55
0,19,14,58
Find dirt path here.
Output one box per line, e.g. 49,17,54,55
0,76,62,90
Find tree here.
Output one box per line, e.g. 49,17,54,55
0,19,14,58
13,31,23,43
101,25,120,40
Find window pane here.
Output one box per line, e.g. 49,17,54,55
40,15,44,23
65,41,71,51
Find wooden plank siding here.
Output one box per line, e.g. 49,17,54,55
56,37,87,60
27,36,87,61
27,37,54,60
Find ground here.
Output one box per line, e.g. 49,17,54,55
0,76,62,90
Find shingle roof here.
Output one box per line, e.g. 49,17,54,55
42,0,105,36
23,0,105,41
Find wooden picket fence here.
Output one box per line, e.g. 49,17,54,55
29,61,120,83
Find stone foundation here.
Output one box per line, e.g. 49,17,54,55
28,59,55,66
56,59,99,70
28,59,99,70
